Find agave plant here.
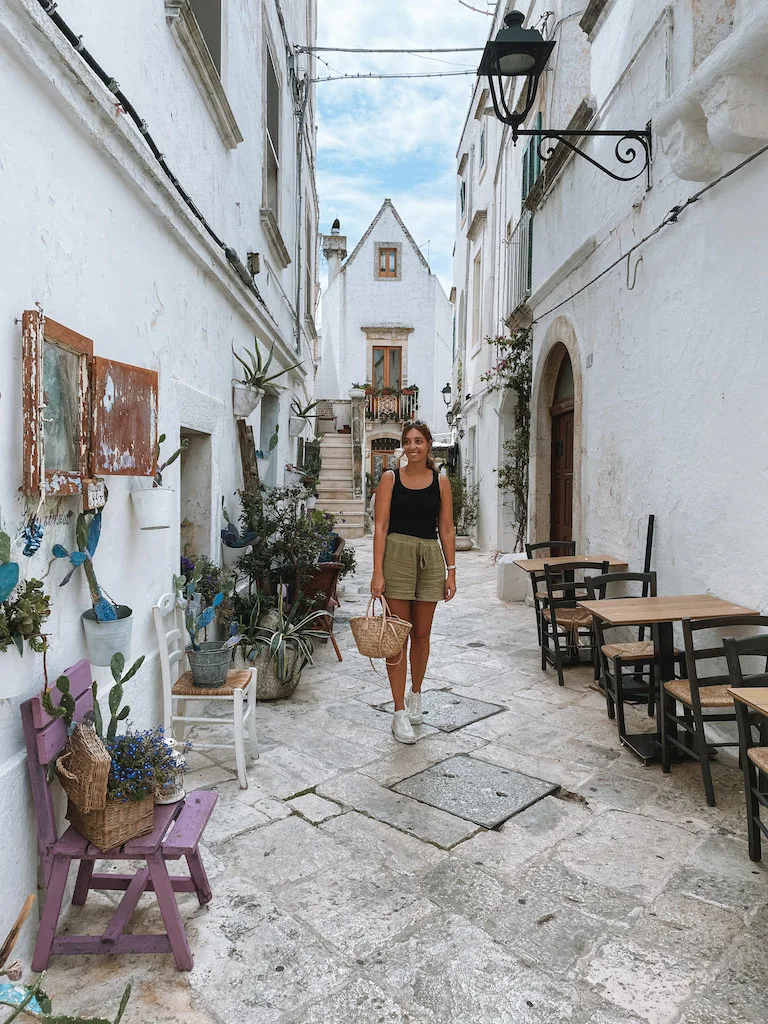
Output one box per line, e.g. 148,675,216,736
250,592,328,683
290,395,320,420
232,340,302,394
53,510,117,622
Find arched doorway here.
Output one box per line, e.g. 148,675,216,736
549,349,574,542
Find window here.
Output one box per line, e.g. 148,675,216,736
479,125,486,170
22,311,158,496
265,48,280,217
522,112,543,200
378,247,398,278
459,179,467,219
471,253,482,351
372,347,402,391
189,0,222,73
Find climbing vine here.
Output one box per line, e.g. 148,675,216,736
480,328,532,551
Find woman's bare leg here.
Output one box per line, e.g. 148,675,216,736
409,601,437,694
384,598,412,710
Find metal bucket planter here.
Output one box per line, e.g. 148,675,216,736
233,384,264,419
130,486,174,530
82,606,133,667
221,542,251,570
186,642,232,688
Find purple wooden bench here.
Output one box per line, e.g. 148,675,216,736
21,659,218,972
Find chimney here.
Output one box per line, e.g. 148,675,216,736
322,218,347,286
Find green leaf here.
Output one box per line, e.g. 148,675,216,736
56,676,71,694
116,706,130,721
110,652,125,683
42,1016,112,1023
108,683,122,717
0,531,10,564
11,631,24,656
113,985,132,1024
119,655,145,684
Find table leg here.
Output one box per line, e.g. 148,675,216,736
619,621,674,766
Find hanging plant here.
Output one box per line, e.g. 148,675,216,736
480,328,532,551
0,531,50,656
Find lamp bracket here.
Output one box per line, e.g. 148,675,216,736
513,125,653,187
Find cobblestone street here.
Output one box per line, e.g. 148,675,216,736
45,540,768,1024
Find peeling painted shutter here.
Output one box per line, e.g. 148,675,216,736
91,358,158,476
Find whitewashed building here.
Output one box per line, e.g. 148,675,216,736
316,200,453,510
0,0,318,956
453,0,768,615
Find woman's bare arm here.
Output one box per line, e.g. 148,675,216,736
438,475,457,601
371,471,394,598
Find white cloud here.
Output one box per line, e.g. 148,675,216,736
315,0,494,287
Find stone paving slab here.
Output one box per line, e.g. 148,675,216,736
377,689,506,731
392,754,556,828
282,977,429,1024
317,770,481,848
287,792,344,823
319,810,448,877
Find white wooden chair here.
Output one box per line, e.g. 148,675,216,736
153,592,258,789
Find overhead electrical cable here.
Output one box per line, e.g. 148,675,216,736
311,70,478,83
298,46,485,54
34,0,278,324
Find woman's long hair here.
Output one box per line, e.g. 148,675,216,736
402,421,436,471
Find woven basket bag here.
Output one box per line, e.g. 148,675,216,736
56,724,111,814
350,596,412,664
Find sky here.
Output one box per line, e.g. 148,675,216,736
315,0,495,297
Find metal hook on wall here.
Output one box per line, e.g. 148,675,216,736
626,252,643,290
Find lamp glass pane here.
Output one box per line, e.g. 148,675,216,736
498,52,536,75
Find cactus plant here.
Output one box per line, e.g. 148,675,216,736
154,434,189,488
91,652,145,741
40,676,77,732
53,510,118,622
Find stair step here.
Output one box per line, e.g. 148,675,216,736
320,435,353,446
320,469,352,482
321,455,353,468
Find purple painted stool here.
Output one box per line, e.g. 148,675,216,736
21,659,218,972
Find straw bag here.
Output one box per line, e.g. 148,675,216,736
350,596,412,666
56,724,111,814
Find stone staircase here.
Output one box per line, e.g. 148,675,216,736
317,433,365,539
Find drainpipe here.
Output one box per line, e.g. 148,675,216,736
295,76,309,355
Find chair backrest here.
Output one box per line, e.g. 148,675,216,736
332,535,346,561
20,659,94,884
683,616,768,693
584,571,657,603
723,629,768,688
525,540,576,559
153,592,188,732
545,561,610,608
306,562,343,612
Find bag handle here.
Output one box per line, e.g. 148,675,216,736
364,594,408,672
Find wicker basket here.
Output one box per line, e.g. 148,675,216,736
56,725,111,814
67,794,154,850
350,596,412,662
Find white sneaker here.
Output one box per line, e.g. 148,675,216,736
392,709,417,744
406,690,423,725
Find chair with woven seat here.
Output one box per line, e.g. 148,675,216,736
542,561,609,686
304,561,344,661
723,632,768,859
660,615,768,807
585,572,685,736
153,593,258,790
525,541,576,646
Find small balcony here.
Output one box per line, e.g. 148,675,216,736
365,388,418,424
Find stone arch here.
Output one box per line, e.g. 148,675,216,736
529,316,584,545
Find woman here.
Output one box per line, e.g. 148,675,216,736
370,422,457,743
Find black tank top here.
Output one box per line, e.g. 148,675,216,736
387,469,441,539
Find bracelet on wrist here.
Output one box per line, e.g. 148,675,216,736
446,565,456,571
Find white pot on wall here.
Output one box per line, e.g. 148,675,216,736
82,605,134,667
221,543,252,570
130,486,174,530
289,416,306,437
233,384,265,419
348,388,366,399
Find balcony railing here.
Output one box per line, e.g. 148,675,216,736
507,208,533,317
365,391,418,423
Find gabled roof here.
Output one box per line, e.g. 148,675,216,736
343,198,431,273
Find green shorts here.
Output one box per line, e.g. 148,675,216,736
383,533,446,602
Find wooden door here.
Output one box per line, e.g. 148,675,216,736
550,409,574,543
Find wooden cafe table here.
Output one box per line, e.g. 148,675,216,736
578,594,758,764
514,554,628,576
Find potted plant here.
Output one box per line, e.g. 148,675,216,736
53,509,134,666
289,395,320,437
0,531,51,669
448,472,479,551
130,434,188,530
236,592,328,700
232,339,302,417
183,576,239,688
256,423,279,476
220,497,256,569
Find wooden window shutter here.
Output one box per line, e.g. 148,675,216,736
90,357,159,476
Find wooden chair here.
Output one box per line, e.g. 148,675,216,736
21,659,217,972
541,561,608,686
153,592,257,789
661,615,768,806
305,562,344,661
525,540,576,646
586,571,685,738
724,633,768,860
